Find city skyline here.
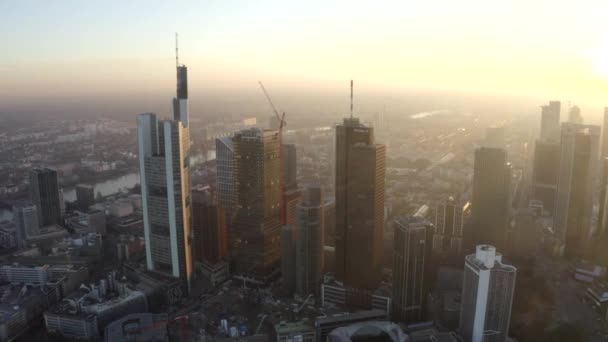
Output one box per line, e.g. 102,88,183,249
4,2,608,340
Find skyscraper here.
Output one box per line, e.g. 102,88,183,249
334,117,385,295
13,203,39,249
459,245,516,342
29,168,61,227
540,101,560,142
595,157,608,265
283,143,298,191
232,128,282,283
469,148,511,251
602,108,608,159
216,136,237,243
192,187,229,285
554,123,599,258
568,105,583,124
295,186,325,297
137,60,192,290
392,216,433,323
531,140,560,214
432,196,464,258
484,126,505,149
191,187,228,265
281,225,297,295
75,184,95,211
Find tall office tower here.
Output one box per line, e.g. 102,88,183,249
392,216,433,323
595,158,608,265
216,137,237,242
568,105,583,124
459,245,516,342
13,203,39,249
283,144,297,190
554,123,599,258
137,60,192,290
603,108,608,159
484,126,505,148
75,184,95,211
334,117,386,295
531,140,560,214
282,144,301,227
295,186,325,297
29,168,61,227
191,187,228,265
232,128,282,282
281,225,297,295
432,196,464,257
540,101,561,142
469,148,511,251
285,189,302,228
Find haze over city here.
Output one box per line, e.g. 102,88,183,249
2,1,608,342
2,0,608,122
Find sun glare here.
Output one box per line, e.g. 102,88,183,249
591,46,608,79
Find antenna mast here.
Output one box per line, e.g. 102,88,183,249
175,32,179,67
350,80,354,118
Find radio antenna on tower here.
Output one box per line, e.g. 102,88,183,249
175,32,179,67
350,80,354,118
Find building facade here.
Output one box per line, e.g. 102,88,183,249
13,203,39,249
137,61,192,291
432,196,464,258
232,128,282,283
469,148,511,251
334,117,385,302
29,168,61,227
554,123,599,258
540,101,561,142
459,245,517,342
392,216,433,323
295,186,325,297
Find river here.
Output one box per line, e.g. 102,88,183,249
0,150,216,220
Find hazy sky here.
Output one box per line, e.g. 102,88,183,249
2,0,608,110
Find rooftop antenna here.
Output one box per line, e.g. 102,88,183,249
350,80,354,118
175,32,179,67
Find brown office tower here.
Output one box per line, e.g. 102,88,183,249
555,123,599,258
192,187,229,285
334,117,386,306
232,128,282,284
469,148,511,252
531,140,560,214
563,133,594,258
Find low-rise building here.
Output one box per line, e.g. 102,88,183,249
44,272,147,340
274,320,316,342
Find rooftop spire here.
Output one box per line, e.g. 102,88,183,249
175,32,179,67
350,80,354,118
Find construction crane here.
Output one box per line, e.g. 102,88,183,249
258,81,287,224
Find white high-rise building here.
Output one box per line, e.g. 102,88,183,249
459,245,517,342
137,61,192,291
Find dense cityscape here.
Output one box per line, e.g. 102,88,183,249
4,2,608,342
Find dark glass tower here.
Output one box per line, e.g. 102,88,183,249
29,168,61,227
469,148,511,251
392,216,433,323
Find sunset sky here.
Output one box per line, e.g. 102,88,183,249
2,0,608,109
